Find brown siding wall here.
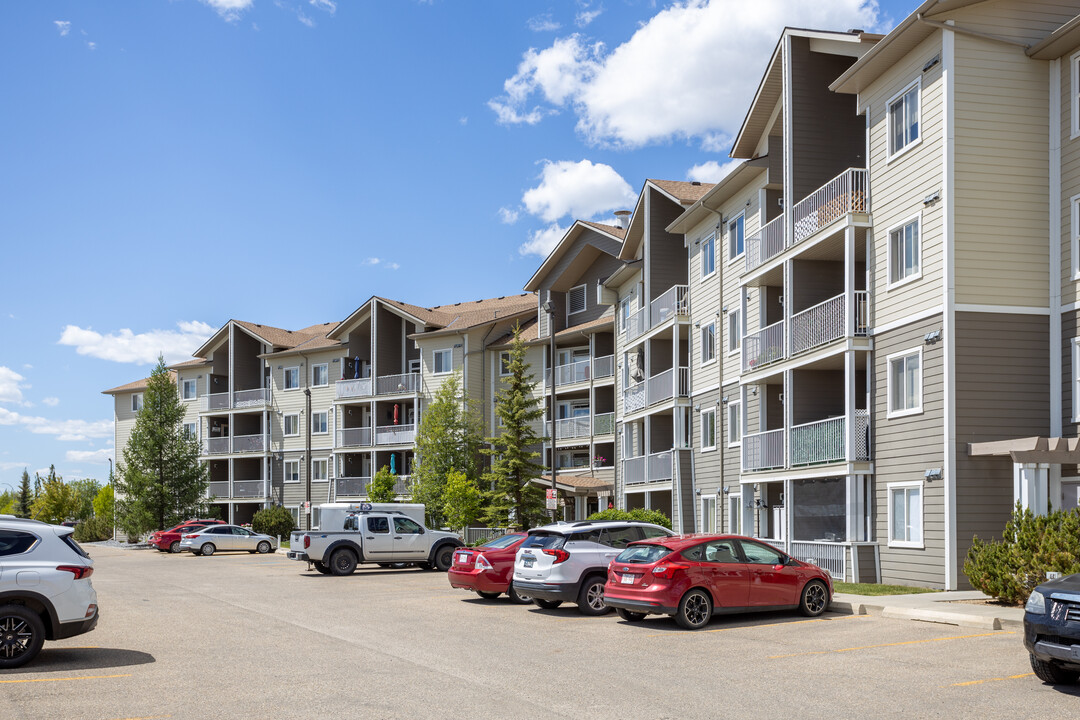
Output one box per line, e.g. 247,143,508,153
232,330,263,391
376,305,404,376
647,189,689,303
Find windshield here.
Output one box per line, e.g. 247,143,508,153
480,533,524,550
520,532,566,550
615,544,672,564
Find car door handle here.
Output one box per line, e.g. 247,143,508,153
394,536,402,540
366,536,374,540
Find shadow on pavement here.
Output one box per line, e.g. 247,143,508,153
7,647,156,674
613,609,847,633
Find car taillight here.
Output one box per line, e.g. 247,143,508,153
475,554,493,571
184,534,200,539
651,562,688,579
304,535,310,549
57,565,93,580
542,548,570,564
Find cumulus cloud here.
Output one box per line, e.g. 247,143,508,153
528,14,561,32
491,0,884,149
201,0,254,21
310,0,336,12
576,8,602,27
43,397,60,407
65,449,113,464
362,257,400,270
297,11,315,27
54,20,71,36
0,407,112,442
519,224,568,258
0,367,28,404
522,159,635,224
0,461,29,472
498,207,520,224
58,320,214,365
687,159,742,184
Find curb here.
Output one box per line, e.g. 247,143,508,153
829,599,1023,631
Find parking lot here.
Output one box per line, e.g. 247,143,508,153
2,545,1078,719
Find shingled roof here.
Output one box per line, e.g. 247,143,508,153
102,371,177,395
649,179,716,204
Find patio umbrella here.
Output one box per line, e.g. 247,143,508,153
390,453,396,475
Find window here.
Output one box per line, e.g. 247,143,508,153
499,352,512,376
289,506,300,525
367,517,389,534
727,401,741,446
888,481,923,547
312,411,328,434
1073,338,1080,422
1073,52,1080,138
729,494,742,534
887,348,922,417
312,364,328,387
701,496,717,534
284,414,300,436
567,284,586,316
738,539,784,565
728,214,744,260
284,460,300,483
182,379,197,400
131,393,143,412
888,79,920,158
702,538,740,563
889,216,921,286
312,459,328,482
598,527,641,549
728,310,741,354
620,296,633,331
312,506,321,530
701,408,716,451
394,517,423,534
284,367,300,390
183,422,196,438
701,233,716,278
701,322,716,364
433,349,453,375
0,530,39,556
1072,195,1080,279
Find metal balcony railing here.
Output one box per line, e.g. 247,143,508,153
335,476,370,497
790,291,871,356
789,541,846,580
624,382,646,414
593,412,614,435
623,368,690,413
745,214,785,272
623,455,646,485
624,450,674,485
555,358,591,386
650,285,689,328
556,416,592,440
206,438,230,455
853,409,871,461
336,377,372,399
232,434,265,453
742,320,785,373
376,373,421,396
742,428,785,471
792,168,869,244
790,416,846,467
393,475,412,494
208,481,229,498
336,427,372,448
233,388,269,408
625,306,647,343
375,423,416,445
233,479,266,498
593,355,614,379
206,392,230,411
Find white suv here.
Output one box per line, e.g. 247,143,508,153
511,521,674,615
0,515,99,668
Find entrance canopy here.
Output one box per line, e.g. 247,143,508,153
968,436,1080,464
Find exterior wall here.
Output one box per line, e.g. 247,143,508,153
1064,310,1080,437
375,305,405,376
647,188,690,303
418,334,466,403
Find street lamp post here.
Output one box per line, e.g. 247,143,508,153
542,298,557,522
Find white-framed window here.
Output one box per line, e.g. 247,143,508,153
728,310,741,354
433,349,453,375
183,422,196,438
312,411,328,434
887,481,924,548
701,408,716,451
284,414,300,437
888,214,921,287
727,401,741,447
701,233,716,278
499,351,512,376
888,78,921,159
311,506,321,530
1072,338,1080,422
887,348,923,418
701,322,716,365
131,393,143,412
288,506,300,525
312,459,328,482
729,494,742,535
701,495,717,533
312,363,328,387
1073,52,1080,139
284,460,300,483
284,366,300,390
567,284,587,316
1071,195,1080,280
182,379,197,400
620,295,633,331
727,214,745,260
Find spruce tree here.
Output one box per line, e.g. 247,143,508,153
15,468,32,518
482,324,547,530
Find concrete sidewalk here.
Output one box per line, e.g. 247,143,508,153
830,590,1024,630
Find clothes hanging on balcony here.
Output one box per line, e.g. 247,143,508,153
353,356,361,379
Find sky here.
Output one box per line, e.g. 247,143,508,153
0,0,914,490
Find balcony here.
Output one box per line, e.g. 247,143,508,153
625,306,647,343
650,285,689,328
742,321,785,373
334,475,412,499
791,292,869,356
336,377,373,400
376,372,421,396
555,415,592,440
742,428,785,472
204,434,266,455
206,479,266,499
593,355,614,380
208,481,229,498
375,423,416,445
205,393,230,411
623,368,690,414
743,410,871,472
593,412,614,435
745,215,785,273
201,390,269,411
555,358,591,386
792,168,868,245
623,450,673,486
336,427,373,448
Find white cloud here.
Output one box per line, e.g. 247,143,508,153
297,11,315,27
65,449,113,464
528,14,562,32
687,159,742,184
491,0,884,148
0,407,112,442
43,397,60,407
58,320,214,365
498,207,520,225
575,9,602,27
362,257,400,270
86,41,97,51
0,367,28,404
459,116,468,125
54,20,71,36
519,224,567,257
0,461,29,472
201,0,253,21
521,159,635,224
22,364,32,370
310,0,336,12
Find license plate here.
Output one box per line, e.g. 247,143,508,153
620,573,635,584
523,557,535,568
458,553,470,564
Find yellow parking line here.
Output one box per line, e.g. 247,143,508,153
769,630,1015,659
645,613,868,638
107,716,172,720
946,672,1034,687
0,673,132,685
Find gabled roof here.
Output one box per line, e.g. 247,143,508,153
619,180,716,261
1028,13,1080,59
193,319,335,359
102,371,177,396
524,220,624,293
488,317,541,349
409,294,538,340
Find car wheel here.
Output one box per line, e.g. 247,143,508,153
507,585,533,605
330,549,357,576
1030,654,1080,684
201,543,216,557
434,546,455,572
799,580,830,617
534,598,562,610
477,591,501,599
617,608,646,622
256,541,271,554
169,541,181,554
0,604,46,669
417,562,432,571
577,576,612,616
676,589,713,630
313,561,332,575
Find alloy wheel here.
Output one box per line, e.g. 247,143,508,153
684,593,709,626
804,582,827,615
586,582,605,611
0,615,33,661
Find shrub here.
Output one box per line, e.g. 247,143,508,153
368,466,398,504
964,503,1080,605
252,505,296,540
586,508,672,530
73,515,113,543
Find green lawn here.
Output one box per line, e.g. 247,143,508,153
834,582,939,596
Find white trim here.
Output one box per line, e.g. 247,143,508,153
432,348,453,375
283,366,300,391
885,211,922,289
728,493,743,535
885,347,923,419
692,383,720,397
311,363,329,387
284,460,300,483
567,284,587,317
1072,338,1080,423
181,379,198,401
700,494,717,534
727,400,742,447
886,480,925,549
131,393,143,412
886,77,922,163
700,322,716,365
700,232,717,280
1052,57,1063,439
1072,193,1080,281
727,309,742,356
954,304,1050,316
311,411,329,435
700,408,717,451
498,351,512,376
942,25,957,590
283,413,300,437
311,458,329,483
869,306,943,336
1071,51,1080,140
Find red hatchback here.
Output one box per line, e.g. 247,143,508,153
603,534,833,629
150,519,226,554
448,533,532,603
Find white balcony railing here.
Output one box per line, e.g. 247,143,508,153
647,368,675,406
336,476,370,497
376,373,421,396
593,412,615,436
556,416,592,440
593,355,614,379
393,475,412,494
742,428,785,472
555,358,591,386
790,291,871,356
375,423,416,445
206,437,230,455
789,541,846,580
624,368,690,413
233,388,269,408
745,214,786,272
336,377,373,399
233,479,266,498
206,392,230,411
647,450,673,482
625,306,647,343
790,416,845,467
208,481,229,498
623,455,646,485
232,434,265,453
792,168,869,244
742,320,785,373
624,382,646,414
854,409,871,461
650,285,689,327
336,427,372,448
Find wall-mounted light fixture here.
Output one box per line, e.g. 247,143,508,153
722,306,729,314
721,487,730,495
923,190,941,205
924,330,942,345
695,489,701,496
694,321,701,328
925,468,943,481
721,396,730,404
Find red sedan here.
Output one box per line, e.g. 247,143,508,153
448,533,531,603
603,534,833,629
150,519,226,553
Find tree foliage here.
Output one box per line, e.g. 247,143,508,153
115,356,209,535
69,478,102,521
252,505,296,539
442,470,483,532
15,468,32,518
586,508,672,530
411,371,485,527
73,516,113,543
482,324,547,530
368,466,398,504
0,490,13,515
31,475,77,525
93,485,115,528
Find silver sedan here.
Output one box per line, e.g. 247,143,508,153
179,524,277,556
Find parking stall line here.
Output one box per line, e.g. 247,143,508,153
945,672,1034,687
768,630,1016,659
0,673,132,685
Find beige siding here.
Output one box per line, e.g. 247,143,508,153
949,0,1080,45
1062,45,1080,305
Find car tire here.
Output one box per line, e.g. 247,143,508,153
675,589,713,630
507,585,533,605
313,561,332,575
577,576,612,616
201,543,216,557
433,546,455,572
256,541,271,554
617,608,647,622
799,580,829,617
330,549,357,576
417,562,432,571
477,591,501,599
1030,653,1080,684
534,598,562,610
0,604,46,669
169,541,181,554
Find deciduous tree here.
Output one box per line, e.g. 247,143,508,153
367,466,398,504
442,470,482,532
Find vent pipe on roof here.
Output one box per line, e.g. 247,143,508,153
614,210,631,229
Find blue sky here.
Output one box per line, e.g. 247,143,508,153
0,0,912,490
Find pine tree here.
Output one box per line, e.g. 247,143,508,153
482,324,547,530
15,468,32,518
115,356,209,535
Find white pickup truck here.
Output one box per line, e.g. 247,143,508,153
286,502,462,575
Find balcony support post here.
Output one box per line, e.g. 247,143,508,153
783,369,792,470
845,224,856,337
845,349,856,464
783,259,793,359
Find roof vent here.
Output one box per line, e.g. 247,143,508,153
848,28,864,34
614,210,631,229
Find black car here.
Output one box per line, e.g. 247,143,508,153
1023,573,1080,684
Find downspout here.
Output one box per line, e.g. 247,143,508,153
701,198,725,530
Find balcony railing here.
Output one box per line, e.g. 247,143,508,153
336,427,372,448
623,455,645,485
625,306,647,343
233,388,269,408
555,358,591,386
232,434,265,453
789,541,846,580
790,416,845,467
206,392,230,411
208,481,229,498
647,450,673,482
650,285,689,327
593,355,614,379
624,381,646,414
375,423,416,445
593,412,614,436
336,476,370,497
376,372,421,396
624,450,674,485
336,377,373,399
233,479,266,498
792,168,868,245
790,291,871,356
624,368,690,413
393,475,412,494
853,409,871,461
742,428,785,472
556,416,592,440
742,320,786,373
206,437,230,455
745,215,785,272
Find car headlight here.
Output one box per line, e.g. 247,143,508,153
1025,590,1046,614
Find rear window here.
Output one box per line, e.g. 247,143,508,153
520,532,566,550
0,530,39,557
615,544,672,564
480,534,524,550
61,534,90,559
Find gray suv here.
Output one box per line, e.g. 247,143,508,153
511,521,674,615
